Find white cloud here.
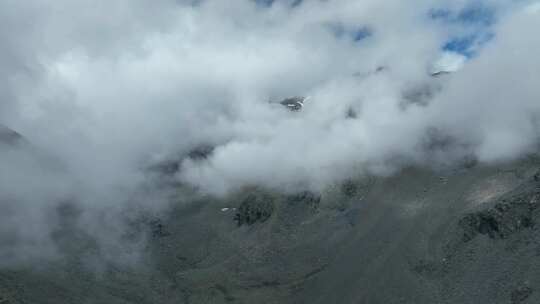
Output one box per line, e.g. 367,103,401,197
432,51,467,73
525,2,540,14
0,0,539,264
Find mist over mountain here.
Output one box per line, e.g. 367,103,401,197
1,1,540,303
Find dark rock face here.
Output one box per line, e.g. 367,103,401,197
534,170,540,182
234,193,275,226
431,70,451,77
187,145,214,161
459,195,538,241
279,96,307,112
460,154,479,169
410,259,442,278
149,218,171,238
345,107,357,119
286,191,321,211
0,125,23,145
0,289,11,304
511,285,533,304
341,180,358,197
0,295,12,304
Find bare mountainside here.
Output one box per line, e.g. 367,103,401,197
1,154,540,304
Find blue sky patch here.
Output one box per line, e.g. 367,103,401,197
329,23,372,43
443,36,477,57
430,4,495,26
442,32,494,57
430,3,497,57
353,28,372,42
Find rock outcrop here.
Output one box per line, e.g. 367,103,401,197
0,125,23,146
278,96,309,112
234,192,275,226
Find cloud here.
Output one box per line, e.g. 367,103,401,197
0,0,539,265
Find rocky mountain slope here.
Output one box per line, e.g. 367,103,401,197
1,148,540,303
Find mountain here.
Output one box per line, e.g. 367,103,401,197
1,156,539,303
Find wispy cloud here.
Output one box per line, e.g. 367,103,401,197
0,0,539,265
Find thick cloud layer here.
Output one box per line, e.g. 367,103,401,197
1,0,539,265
